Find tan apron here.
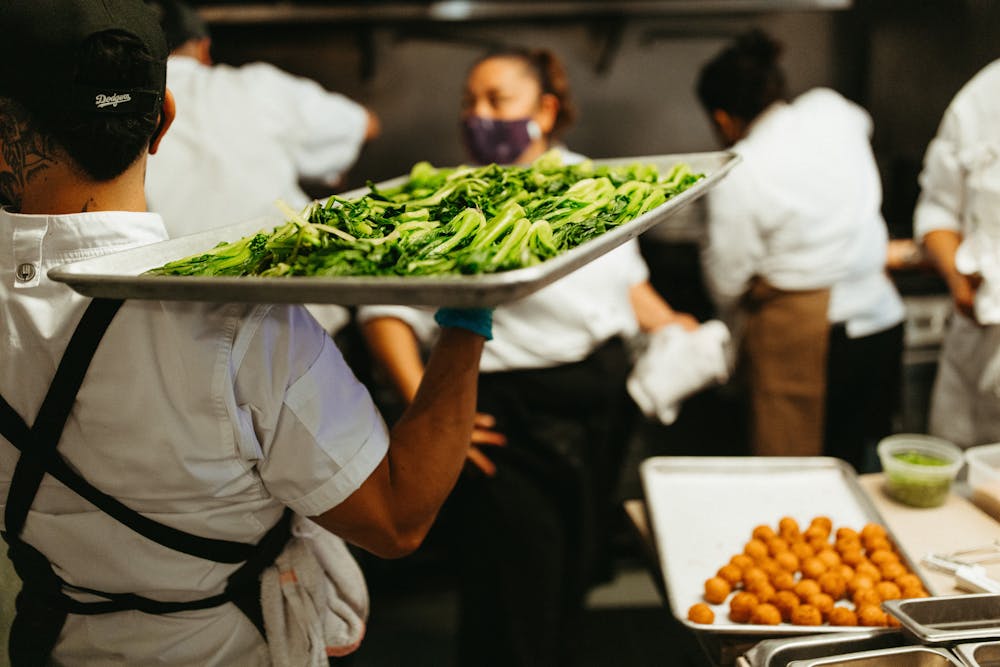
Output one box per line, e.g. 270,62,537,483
741,279,831,457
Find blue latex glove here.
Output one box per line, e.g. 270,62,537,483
434,307,493,340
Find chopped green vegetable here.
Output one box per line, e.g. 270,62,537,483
146,152,704,278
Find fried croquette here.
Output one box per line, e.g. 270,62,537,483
775,551,799,573
745,538,769,561
794,579,821,602
869,549,899,566
704,576,732,604
828,606,858,627
880,561,907,581
773,590,800,622
752,524,777,542
750,603,782,625
801,556,828,580
853,587,882,608
816,549,842,569
688,603,715,624
847,575,876,597
875,581,902,601
791,542,815,561
729,592,759,623
742,567,769,591
717,564,743,586
854,562,882,582
767,537,790,556
818,571,847,599
778,517,801,541
790,604,823,626
858,604,888,627
771,571,796,592
806,593,834,619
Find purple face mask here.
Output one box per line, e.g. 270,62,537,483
461,115,542,165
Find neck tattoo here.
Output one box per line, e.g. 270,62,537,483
0,98,58,210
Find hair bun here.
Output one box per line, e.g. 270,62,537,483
736,29,782,66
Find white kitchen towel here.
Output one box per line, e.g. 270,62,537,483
627,320,732,425
261,515,368,666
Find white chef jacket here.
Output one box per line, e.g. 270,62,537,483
0,209,388,665
146,55,369,238
913,59,1000,447
702,88,904,338
357,148,649,373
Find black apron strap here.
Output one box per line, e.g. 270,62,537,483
0,299,255,564
0,297,295,661
3,298,124,667
3,298,124,540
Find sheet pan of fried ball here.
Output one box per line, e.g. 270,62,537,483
640,457,932,637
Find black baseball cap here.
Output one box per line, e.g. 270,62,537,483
0,0,168,115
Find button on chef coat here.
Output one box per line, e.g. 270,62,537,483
146,55,370,237
702,88,904,338
0,209,388,665
357,148,649,373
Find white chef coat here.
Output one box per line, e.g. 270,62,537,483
702,88,904,339
146,55,369,238
357,148,649,373
914,59,1000,447
0,209,388,665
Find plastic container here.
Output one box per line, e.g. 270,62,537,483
877,434,964,508
965,443,1000,522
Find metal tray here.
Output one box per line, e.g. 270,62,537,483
48,151,738,307
883,594,1000,645
785,645,962,667
741,630,908,667
639,456,930,639
954,640,1000,667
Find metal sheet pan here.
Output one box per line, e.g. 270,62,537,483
954,640,1000,667
639,456,931,639
48,151,738,307
785,645,962,667
883,594,1000,645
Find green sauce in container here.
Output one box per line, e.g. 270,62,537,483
886,451,952,507
879,439,962,508
893,451,949,467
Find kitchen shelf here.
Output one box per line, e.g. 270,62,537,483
198,1,852,25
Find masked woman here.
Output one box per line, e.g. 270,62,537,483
696,30,904,469
359,48,695,666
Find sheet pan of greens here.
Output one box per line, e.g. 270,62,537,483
49,151,738,307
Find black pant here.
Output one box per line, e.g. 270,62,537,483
824,322,904,472
442,338,633,667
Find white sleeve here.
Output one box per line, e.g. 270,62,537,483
914,106,966,239
234,304,389,517
701,170,761,312
243,62,370,183
356,304,439,346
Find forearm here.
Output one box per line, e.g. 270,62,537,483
629,281,677,332
385,327,483,529
362,317,426,402
922,229,963,285
313,327,483,557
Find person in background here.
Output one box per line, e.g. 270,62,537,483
696,30,905,470
145,0,379,237
0,1,488,664
916,58,1000,448
359,48,697,666
144,0,379,334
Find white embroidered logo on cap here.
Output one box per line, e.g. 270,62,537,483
95,93,132,108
